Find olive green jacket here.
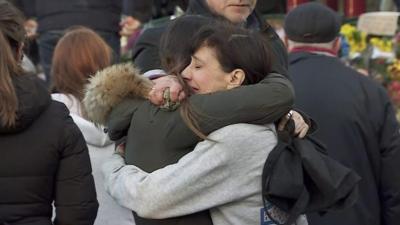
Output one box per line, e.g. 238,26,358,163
84,63,294,171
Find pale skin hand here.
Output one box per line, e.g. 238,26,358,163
277,110,309,138
148,76,309,137
115,143,126,158
120,16,142,36
24,19,38,38
148,75,185,105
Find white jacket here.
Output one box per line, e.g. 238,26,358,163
52,93,135,225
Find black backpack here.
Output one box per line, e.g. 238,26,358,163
262,135,361,225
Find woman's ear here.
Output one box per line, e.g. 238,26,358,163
226,69,245,89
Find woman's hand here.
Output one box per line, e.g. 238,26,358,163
120,16,141,36
278,110,309,138
24,19,38,38
115,143,126,158
148,75,186,106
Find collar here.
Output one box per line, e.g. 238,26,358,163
289,46,337,57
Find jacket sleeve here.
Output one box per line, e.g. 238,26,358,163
53,116,98,225
107,98,142,141
378,89,400,225
190,73,294,133
102,124,276,219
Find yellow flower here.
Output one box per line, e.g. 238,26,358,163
370,37,393,52
340,23,367,54
388,60,400,81
340,24,356,38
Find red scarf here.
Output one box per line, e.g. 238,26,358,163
289,46,337,57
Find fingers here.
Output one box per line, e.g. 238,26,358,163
291,111,310,138
278,111,292,131
148,88,165,105
147,75,185,106
294,123,309,138
298,125,309,138
115,143,126,157
168,83,182,102
166,75,183,102
277,117,288,131
278,110,310,138
120,16,141,36
178,91,186,101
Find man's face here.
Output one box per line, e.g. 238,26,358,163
206,0,257,24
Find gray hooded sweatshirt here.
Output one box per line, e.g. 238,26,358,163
102,123,308,225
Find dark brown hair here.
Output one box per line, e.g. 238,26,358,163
179,21,272,139
51,27,112,103
159,15,213,75
0,0,26,127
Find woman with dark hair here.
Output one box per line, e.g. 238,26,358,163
51,27,135,225
0,1,98,225
158,15,212,75
84,15,308,225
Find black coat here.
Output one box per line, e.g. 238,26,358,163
289,52,400,225
123,0,188,23
132,0,288,76
0,75,98,225
14,0,124,33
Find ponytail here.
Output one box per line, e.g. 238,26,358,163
0,30,20,127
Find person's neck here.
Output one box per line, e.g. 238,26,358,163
289,45,337,57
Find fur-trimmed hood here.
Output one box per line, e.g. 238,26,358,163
83,63,152,126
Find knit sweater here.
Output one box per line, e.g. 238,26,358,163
102,123,308,225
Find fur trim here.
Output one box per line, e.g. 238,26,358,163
83,63,152,125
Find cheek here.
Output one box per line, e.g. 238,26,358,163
224,7,251,22
251,0,257,9
207,0,225,14
191,71,208,85
192,71,218,91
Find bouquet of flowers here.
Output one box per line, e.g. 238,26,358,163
340,24,367,58
340,23,400,120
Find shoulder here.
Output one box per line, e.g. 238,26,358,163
344,66,390,99
137,25,168,44
208,123,277,146
36,100,85,150
48,100,70,115
191,124,277,167
210,123,275,135
52,93,82,115
45,101,81,132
